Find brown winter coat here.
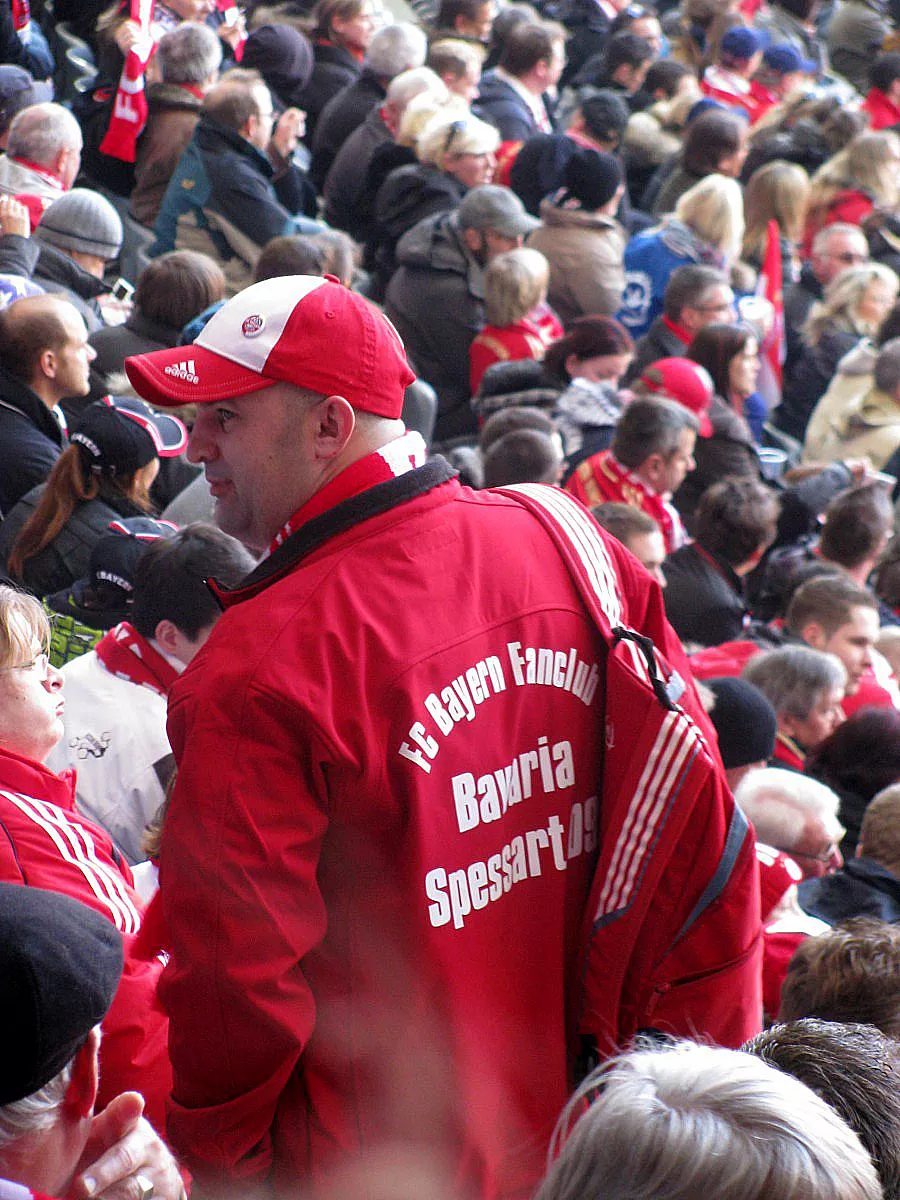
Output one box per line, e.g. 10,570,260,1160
130,82,204,228
527,199,626,327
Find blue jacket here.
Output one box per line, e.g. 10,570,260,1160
617,218,724,340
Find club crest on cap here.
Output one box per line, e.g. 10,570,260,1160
242,314,266,338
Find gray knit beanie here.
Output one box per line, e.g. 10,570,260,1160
36,188,123,260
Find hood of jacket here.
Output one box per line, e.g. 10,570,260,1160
34,242,108,302
0,363,66,448
835,385,900,437
835,337,878,379
394,209,484,295
537,195,621,233
657,217,724,267
624,109,682,166
376,165,467,239
195,115,274,178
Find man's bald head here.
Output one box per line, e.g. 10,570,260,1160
6,102,82,188
0,295,85,391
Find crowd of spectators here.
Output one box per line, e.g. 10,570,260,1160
0,0,899,1195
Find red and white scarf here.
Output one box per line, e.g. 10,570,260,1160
268,430,428,557
566,450,687,554
11,0,30,30
95,621,179,697
99,0,156,164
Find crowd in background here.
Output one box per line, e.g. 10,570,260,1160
0,0,899,1193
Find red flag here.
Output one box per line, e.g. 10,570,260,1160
99,0,156,164
755,218,785,412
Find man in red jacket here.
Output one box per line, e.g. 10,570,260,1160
125,276,761,1199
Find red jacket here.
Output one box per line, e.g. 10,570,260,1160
0,747,172,1134
158,464,760,1196
862,87,900,130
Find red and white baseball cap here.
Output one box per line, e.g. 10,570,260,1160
638,357,715,438
124,275,416,418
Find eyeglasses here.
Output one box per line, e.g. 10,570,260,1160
0,652,51,679
827,251,868,264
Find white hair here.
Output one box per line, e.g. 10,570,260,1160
386,66,450,116
365,22,428,78
0,1060,74,1150
536,1041,883,1200
7,103,82,165
734,767,843,850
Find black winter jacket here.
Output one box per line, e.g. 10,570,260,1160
0,368,65,518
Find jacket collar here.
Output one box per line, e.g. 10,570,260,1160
211,459,457,608
0,743,76,809
0,365,65,447
197,115,274,178
35,242,108,300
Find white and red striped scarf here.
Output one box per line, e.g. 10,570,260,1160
99,0,155,164
95,621,179,697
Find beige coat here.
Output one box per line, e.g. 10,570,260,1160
804,380,900,470
802,340,877,462
527,200,626,327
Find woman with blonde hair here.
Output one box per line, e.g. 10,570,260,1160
777,264,900,440
0,398,187,599
619,174,745,338
741,160,810,281
368,106,498,294
802,131,900,256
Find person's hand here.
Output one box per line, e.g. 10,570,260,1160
0,194,31,238
71,1092,185,1200
113,19,144,55
218,9,247,50
271,107,305,158
843,456,874,482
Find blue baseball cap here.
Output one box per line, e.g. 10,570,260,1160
763,42,816,73
720,26,768,60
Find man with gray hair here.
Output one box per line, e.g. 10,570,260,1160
131,21,223,227
799,784,900,925
0,102,82,224
0,882,183,1200
743,644,847,772
735,766,846,879
323,65,448,237
311,21,428,188
784,223,870,376
566,396,698,553
535,1039,883,1200
625,264,735,382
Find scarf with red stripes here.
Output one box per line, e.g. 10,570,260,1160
94,621,179,697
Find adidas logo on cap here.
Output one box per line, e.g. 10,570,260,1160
164,359,199,384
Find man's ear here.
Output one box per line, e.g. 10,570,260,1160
63,1029,100,1120
801,621,826,650
641,452,664,488
313,395,356,460
154,618,181,656
38,347,57,381
461,227,482,255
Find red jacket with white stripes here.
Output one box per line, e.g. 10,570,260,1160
0,747,172,1132
157,464,761,1197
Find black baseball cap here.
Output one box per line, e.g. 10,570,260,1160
70,396,188,476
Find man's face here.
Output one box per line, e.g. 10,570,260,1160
620,58,651,94
790,811,844,879
50,306,96,400
627,529,667,587
0,642,64,764
681,284,735,334
544,39,566,88
247,83,275,152
457,0,495,41
630,17,661,55
782,684,845,753
483,228,524,261
813,606,880,695
59,131,83,190
813,230,869,285
647,428,696,497
186,384,323,554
